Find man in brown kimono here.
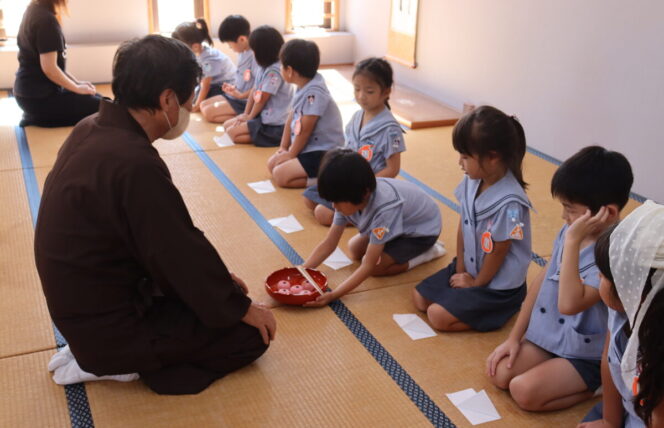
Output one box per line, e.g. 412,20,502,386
34,35,276,395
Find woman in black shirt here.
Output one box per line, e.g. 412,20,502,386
13,0,101,127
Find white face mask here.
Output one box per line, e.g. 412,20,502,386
161,98,190,140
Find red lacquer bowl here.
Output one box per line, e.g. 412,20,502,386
265,267,328,305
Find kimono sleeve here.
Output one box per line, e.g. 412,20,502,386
122,161,251,328
491,202,528,242
260,70,283,95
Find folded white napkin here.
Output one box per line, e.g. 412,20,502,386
446,388,501,425
247,180,276,194
392,314,437,340
213,134,234,147
322,247,353,270
268,214,304,233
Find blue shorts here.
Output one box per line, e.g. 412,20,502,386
247,117,284,147
221,92,247,115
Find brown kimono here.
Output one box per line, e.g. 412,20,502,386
34,99,268,394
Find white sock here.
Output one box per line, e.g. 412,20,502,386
51,356,139,385
408,241,446,270
48,345,75,372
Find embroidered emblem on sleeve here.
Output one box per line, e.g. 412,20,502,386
481,231,494,253
307,94,315,104
372,227,389,240
509,224,524,240
269,74,279,85
358,144,374,161
243,69,251,81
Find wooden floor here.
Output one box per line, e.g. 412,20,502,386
0,79,642,428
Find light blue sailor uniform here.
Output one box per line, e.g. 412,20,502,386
247,62,293,147
345,107,406,173
234,50,258,94
289,73,343,154
221,49,258,113
415,171,531,331
256,62,292,126
525,225,608,360
607,309,645,428
332,178,441,262
198,46,236,90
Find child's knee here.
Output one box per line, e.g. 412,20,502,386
411,288,429,312
488,362,513,390
313,205,333,226
426,304,457,331
272,168,291,188
509,375,542,411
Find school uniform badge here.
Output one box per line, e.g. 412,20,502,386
509,224,524,240
243,69,251,81
481,231,494,253
358,144,374,161
307,94,315,104
372,227,389,240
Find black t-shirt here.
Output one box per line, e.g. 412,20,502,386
14,2,66,98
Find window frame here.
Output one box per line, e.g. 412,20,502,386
147,0,210,35
285,0,340,34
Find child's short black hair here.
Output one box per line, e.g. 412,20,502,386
318,149,376,205
218,15,250,42
551,146,633,212
280,39,319,79
249,25,284,68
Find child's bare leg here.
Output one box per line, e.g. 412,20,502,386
426,303,472,331
509,357,594,411
201,97,236,123
272,158,308,188
227,123,252,144
303,197,317,210
372,252,408,276
490,341,552,389
347,233,370,260
313,205,334,226
411,288,432,312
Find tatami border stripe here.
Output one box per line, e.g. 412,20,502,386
181,132,455,428
15,125,95,428
398,170,548,267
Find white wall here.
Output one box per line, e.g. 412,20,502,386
0,0,352,88
346,0,664,202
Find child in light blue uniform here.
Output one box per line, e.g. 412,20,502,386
487,146,634,413
304,58,405,225
414,106,531,333
302,150,445,307
201,15,259,122
579,202,664,428
172,19,235,112
267,39,343,188
222,26,293,146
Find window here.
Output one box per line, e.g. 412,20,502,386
0,0,31,39
286,0,339,33
148,0,209,35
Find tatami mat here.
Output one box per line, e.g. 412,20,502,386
0,74,646,428
0,169,56,359
85,306,433,428
0,350,70,428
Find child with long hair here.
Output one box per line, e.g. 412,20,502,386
413,106,531,332
303,57,405,225
578,201,664,428
172,18,235,112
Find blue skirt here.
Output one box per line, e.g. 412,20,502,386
247,117,284,147
415,259,526,331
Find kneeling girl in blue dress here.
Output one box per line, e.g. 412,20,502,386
413,106,532,332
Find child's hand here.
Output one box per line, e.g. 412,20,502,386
303,290,337,308
577,419,619,428
486,338,521,377
273,151,294,167
223,84,241,98
450,272,474,288
566,206,610,243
